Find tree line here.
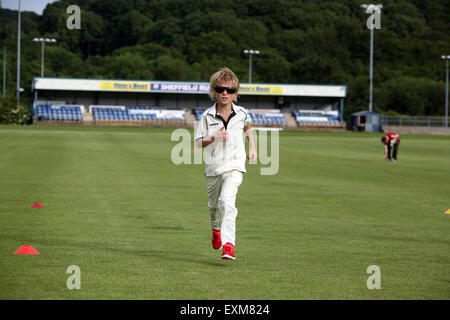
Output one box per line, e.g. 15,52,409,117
1,0,449,122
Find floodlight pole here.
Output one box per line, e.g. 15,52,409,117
248,53,253,83
16,0,21,103
369,27,374,113
442,55,449,128
361,4,382,113
243,49,260,83
41,42,44,77
2,47,6,98
33,38,57,78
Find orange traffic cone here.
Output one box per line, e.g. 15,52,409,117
14,245,40,254
30,203,44,208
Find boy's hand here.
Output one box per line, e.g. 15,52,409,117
214,126,228,142
247,148,257,162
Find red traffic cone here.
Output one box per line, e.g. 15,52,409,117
30,203,44,208
14,245,40,255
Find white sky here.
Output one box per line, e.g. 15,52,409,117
1,0,60,15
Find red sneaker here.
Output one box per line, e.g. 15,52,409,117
212,229,221,250
222,242,235,260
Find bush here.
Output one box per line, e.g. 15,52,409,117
376,77,445,116
0,95,31,124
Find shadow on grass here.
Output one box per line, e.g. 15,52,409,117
6,235,230,268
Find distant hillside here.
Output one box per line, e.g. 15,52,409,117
1,0,449,117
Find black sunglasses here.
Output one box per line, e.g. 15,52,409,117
214,86,237,94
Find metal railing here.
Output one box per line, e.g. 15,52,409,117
382,116,447,127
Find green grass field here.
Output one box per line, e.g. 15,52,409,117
0,125,449,300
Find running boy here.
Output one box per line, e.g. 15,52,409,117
195,67,257,260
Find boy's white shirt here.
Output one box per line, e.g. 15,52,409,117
195,102,251,176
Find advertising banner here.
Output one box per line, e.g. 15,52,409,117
34,78,346,98
239,85,284,95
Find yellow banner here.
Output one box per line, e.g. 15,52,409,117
239,85,283,95
99,81,284,95
100,81,151,92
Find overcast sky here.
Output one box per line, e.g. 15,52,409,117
1,0,60,15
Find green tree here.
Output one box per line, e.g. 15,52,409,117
44,46,85,78
151,55,192,81
104,53,154,80
377,77,445,116
1,0,449,117
0,94,30,124
255,48,292,83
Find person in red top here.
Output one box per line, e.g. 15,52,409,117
381,132,401,163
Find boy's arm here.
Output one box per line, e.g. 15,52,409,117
244,125,257,162
196,126,227,148
390,136,397,145
196,135,215,148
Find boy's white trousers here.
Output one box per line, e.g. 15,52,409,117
206,170,243,247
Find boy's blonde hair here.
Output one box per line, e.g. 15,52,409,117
209,67,240,102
